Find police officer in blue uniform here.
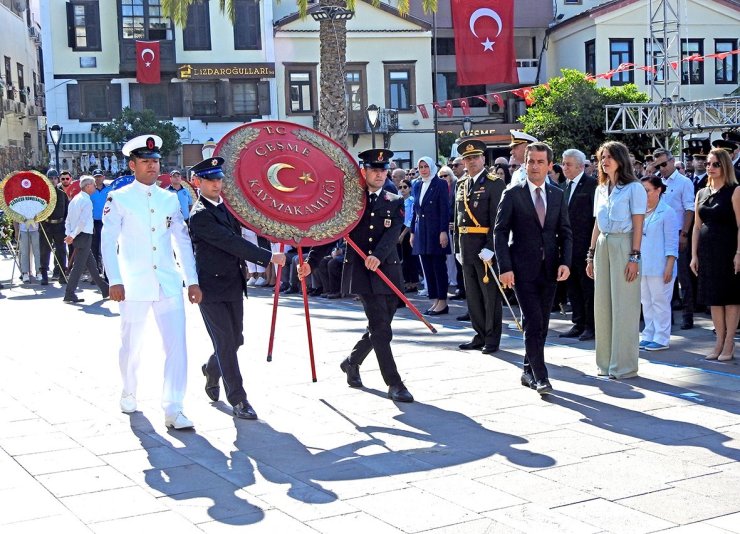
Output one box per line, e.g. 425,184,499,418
189,157,286,420
299,148,414,403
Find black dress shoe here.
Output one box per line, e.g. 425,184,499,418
340,358,363,388
680,318,694,330
284,286,300,294
388,383,414,403
535,379,553,395
41,272,49,285
521,372,536,389
559,326,584,338
326,292,341,299
481,344,499,354
449,294,466,301
459,341,484,350
233,401,258,420
578,329,595,341
456,313,471,321
63,296,85,303
202,364,220,402
426,305,449,316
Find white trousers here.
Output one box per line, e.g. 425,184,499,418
118,286,187,417
640,275,675,346
242,228,265,273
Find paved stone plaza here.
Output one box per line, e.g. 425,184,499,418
0,253,739,533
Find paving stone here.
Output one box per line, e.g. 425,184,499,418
2,513,91,533
37,465,135,497
197,508,318,533
554,497,675,532
482,503,601,533
348,487,480,533
90,511,203,533
60,486,167,523
307,511,405,534
617,487,740,524
14,446,106,476
410,473,527,512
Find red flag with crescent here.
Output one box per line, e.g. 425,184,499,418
136,40,160,84
452,0,518,86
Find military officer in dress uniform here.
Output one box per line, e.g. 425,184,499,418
188,157,286,420
298,148,414,403
454,140,506,354
101,134,202,430
712,137,740,181
508,130,538,187
39,168,69,284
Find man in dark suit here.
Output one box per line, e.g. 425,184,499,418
299,149,413,403
188,157,286,420
494,142,572,395
454,140,506,353
559,149,597,341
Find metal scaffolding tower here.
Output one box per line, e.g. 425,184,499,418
603,0,740,150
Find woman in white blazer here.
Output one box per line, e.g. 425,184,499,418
639,175,678,351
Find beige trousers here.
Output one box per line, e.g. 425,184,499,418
594,232,641,378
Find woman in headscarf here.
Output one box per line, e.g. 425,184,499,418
410,156,451,315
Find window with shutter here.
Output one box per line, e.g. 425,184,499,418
234,0,261,50
183,0,211,51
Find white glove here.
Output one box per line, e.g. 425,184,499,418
478,248,494,262
455,253,462,264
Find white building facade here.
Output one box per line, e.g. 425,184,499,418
0,0,45,177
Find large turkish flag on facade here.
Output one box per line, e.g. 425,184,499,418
136,40,160,84
452,0,518,86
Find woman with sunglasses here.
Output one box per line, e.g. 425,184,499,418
690,148,740,361
410,157,451,315
397,178,420,292
586,141,647,379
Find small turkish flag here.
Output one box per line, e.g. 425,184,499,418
136,40,160,84
452,0,518,86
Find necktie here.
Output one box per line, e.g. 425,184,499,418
564,180,573,205
368,192,377,206
535,187,546,226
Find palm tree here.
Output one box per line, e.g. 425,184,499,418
163,0,437,147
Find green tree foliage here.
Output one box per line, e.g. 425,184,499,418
520,69,651,159
99,108,185,157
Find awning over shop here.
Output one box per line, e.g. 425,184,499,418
60,133,118,152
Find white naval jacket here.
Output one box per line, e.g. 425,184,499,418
101,179,198,301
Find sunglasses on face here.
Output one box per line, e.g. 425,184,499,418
399,185,409,189
708,161,722,168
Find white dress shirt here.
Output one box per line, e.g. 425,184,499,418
661,169,695,231
564,172,583,204
527,179,547,209
101,179,198,301
65,190,93,237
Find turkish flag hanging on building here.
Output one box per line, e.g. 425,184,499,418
136,40,160,84
451,0,518,86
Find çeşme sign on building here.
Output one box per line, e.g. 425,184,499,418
178,63,276,80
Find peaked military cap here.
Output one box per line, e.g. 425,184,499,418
509,130,538,147
190,157,225,179
122,134,163,159
459,139,486,158
358,149,394,169
712,139,738,153
46,168,59,178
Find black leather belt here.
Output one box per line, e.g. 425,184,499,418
45,218,64,224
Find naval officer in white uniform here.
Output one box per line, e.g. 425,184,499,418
101,135,202,430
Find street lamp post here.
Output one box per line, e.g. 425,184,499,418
49,124,63,172
366,105,379,149
462,117,473,137
201,137,216,160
